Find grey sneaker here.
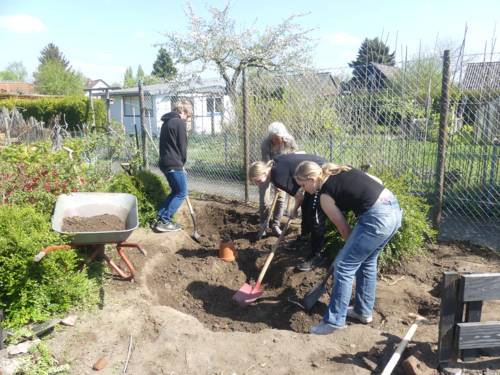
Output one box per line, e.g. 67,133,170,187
271,225,282,237
297,252,326,272
346,306,373,324
154,220,181,232
310,321,344,335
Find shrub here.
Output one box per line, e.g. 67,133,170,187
0,96,107,130
323,172,435,272
105,170,169,226
0,205,101,327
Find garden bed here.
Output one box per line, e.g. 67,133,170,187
45,197,500,374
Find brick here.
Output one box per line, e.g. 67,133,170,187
402,354,437,375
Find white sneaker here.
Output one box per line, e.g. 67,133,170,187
310,321,344,335
346,306,373,324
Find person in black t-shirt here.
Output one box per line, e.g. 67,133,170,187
249,153,327,271
294,161,402,335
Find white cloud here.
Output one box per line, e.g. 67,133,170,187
325,32,360,46
0,15,46,33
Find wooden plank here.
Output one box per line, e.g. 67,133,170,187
460,273,500,302
438,272,461,365
461,301,483,361
457,321,500,349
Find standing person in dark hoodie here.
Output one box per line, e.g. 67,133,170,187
154,99,193,232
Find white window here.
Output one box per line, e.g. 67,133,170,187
207,97,223,113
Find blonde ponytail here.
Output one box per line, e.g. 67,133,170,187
295,161,351,182
249,160,274,180
321,163,351,176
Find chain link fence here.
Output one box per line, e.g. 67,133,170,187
136,52,498,249
0,51,497,249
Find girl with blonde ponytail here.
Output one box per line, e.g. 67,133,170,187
294,161,402,335
249,153,328,271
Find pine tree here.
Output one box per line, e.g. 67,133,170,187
38,43,70,69
151,48,177,80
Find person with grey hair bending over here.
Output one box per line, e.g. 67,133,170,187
294,161,402,335
249,153,328,272
259,122,298,237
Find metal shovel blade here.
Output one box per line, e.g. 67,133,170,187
232,282,263,307
303,282,327,311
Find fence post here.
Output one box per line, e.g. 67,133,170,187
138,80,148,169
242,68,250,203
438,271,460,367
433,49,451,227
105,89,112,127
0,309,4,349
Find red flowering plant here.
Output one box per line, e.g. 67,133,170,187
0,141,97,217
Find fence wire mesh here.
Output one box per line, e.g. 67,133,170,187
138,52,498,248
0,51,498,249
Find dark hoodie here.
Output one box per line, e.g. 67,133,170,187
159,111,187,170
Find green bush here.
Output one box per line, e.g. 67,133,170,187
0,205,101,327
323,172,435,271
0,96,107,130
106,170,170,226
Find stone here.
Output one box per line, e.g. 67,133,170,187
92,356,108,371
401,354,437,375
7,338,40,356
61,315,77,326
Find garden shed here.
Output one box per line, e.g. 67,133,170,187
108,79,230,137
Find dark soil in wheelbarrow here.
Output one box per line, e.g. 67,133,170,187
62,214,125,232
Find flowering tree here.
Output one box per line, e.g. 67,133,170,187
161,3,314,96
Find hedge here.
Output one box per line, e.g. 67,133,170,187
0,96,107,130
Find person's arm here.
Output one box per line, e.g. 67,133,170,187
320,193,352,240
289,188,304,218
178,120,187,165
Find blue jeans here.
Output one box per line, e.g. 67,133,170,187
157,169,187,222
323,191,402,327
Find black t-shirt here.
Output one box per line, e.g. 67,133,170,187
319,168,384,216
271,153,326,195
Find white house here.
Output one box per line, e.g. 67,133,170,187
84,79,112,99
108,79,231,137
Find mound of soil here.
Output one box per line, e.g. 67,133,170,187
62,214,125,232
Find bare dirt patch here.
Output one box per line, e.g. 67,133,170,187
46,197,500,375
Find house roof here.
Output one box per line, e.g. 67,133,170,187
0,81,35,95
85,79,111,90
370,63,400,81
257,71,339,97
109,78,226,97
462,61,500,90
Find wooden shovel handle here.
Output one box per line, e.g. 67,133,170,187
255,218,292,286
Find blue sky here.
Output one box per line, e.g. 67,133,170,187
0,0,499,85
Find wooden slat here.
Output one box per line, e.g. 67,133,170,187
461,301,483,361
460,273,500,302
438,272,461,365
457,322,500,349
